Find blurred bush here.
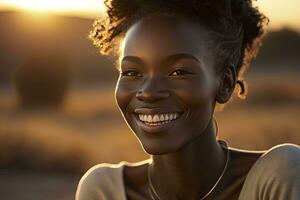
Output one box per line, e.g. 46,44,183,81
246,77,300,105
0,126,94,174
13,51,72,108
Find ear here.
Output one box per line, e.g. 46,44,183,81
216,64,237,104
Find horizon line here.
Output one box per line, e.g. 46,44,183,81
1,8,300,32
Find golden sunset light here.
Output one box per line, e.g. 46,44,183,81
254,0,300,30
0,0,299,28
0,0,105,17
0,0,299,199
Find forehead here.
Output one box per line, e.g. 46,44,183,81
121,15,214,63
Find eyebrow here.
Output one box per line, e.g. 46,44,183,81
121,56,144,64
121,53,201,65
164,53,201,63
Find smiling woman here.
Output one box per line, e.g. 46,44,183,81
75,0,300,200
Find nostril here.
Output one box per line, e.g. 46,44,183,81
136,90,170,101
136,90,144,98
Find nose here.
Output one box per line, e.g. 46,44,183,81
136,77,170,102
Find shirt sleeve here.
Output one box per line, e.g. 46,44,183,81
75,163,126,200
238,143,300,200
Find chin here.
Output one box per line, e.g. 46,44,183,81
139,139,185,155
143,146,174,155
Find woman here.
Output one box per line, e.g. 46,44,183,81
76,0,300,199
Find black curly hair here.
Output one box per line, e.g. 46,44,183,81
90,0,269,99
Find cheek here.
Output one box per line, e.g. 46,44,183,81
173,76,217,108
175,86,214,128
115,79,136,114
173,76,217,135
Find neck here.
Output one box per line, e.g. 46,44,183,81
149,120,227,200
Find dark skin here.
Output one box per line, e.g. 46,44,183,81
115,15,250,200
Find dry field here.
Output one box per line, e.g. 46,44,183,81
0,73,299,200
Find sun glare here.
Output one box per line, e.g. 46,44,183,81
0,0,299,29
14,0,70,12
8,0,105,16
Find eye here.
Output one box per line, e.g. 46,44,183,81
121,70,142,77
169,69,194,76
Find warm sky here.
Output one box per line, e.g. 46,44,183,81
0,0,299,30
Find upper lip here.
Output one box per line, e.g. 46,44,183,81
134,107,183,115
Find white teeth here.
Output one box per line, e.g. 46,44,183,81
160,114,164,121
174,113,178,119
137,113,181,124
153,115,159,122
164,114,169,121
147,115,153,123
145,120,171,126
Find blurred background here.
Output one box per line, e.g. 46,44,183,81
0,0,299,199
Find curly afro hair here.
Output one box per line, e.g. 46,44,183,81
90,0,269,99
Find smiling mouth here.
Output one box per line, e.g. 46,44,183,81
135,112,183,127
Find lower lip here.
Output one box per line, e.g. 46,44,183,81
134,114,183,134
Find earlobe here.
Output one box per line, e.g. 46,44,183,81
215,64,237,104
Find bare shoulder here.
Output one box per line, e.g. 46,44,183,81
227,146,266,175
123,159,151,199
123,159,150,185
75,162,126,200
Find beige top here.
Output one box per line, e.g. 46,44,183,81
76,144,300,200
75,160,151,200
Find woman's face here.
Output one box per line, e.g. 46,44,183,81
115,16,220,155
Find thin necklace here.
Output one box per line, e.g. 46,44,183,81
147,117,229,200
147,141,229,200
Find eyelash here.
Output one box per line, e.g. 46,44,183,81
121,70,142,77
120,68,194,77
169,69,194,76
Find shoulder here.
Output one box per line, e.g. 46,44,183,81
258,143,300,173
123,159,150,197
258,143,300,178
75,162,127,200
244,143,300,184
228,147,265,176
239,144,300,199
